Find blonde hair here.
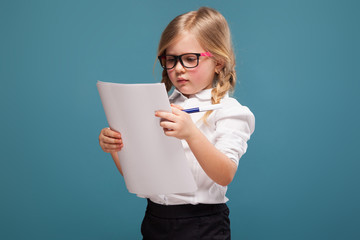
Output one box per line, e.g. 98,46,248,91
158,7,236,120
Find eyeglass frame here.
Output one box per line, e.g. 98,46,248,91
158,52,213,70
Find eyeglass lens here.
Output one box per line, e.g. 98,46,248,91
163,54,199,69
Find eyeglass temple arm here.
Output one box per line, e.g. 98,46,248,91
200,52,212,57
160,52,212,58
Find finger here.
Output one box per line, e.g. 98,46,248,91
103,147,122,153
170,104,184,110
103,143,123,152
155,111,177,122
104,128,122,139
171,106,184,115
163,128,176,137
107,143,123,149
102,136,123,144
160,121,176,130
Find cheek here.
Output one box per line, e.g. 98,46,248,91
190,66,215,84
167,70,176,82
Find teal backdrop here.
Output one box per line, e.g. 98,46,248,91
1,0,359,239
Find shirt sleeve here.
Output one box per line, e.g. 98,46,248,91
213,98,255,166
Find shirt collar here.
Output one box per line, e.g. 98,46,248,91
169,88,214,101
169,88,229,101
168,88,183,101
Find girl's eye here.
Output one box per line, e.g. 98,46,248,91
185,57,196,62
166,57,175,63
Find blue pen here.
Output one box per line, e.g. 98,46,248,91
182,104,222,113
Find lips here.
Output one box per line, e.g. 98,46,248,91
177,78,189,84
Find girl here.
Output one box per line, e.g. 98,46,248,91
99,7,255,239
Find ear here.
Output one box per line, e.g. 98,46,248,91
214,59,225,74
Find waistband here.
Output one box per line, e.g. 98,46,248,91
146,199,228,219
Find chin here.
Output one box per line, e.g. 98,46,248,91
178,88,195,96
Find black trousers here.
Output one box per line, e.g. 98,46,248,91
141,199,231,240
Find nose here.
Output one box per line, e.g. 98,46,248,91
174,59,186,72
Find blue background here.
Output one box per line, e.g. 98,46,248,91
1,0,359,239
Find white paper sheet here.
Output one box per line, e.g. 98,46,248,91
97,81,197,195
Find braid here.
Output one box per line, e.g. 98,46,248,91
202,64,236,122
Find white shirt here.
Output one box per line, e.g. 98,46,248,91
140,88,255,205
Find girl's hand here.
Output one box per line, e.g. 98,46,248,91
99,127,123,152
155,104,198,140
